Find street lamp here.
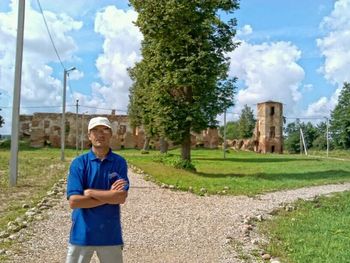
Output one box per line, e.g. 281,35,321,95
61,67,76,161
81,111,88,153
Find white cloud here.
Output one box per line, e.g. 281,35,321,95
228,41,304,115
237,24,253,36
92,6,142,110
317,0,350,85
304,87,340,118
0,1,82,134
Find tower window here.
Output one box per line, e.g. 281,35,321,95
270,106,275,116
270,126,275,138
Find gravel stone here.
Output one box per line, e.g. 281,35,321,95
5,170,350,263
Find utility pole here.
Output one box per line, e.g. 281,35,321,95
61,67,76,161
325,117,329,157
10,0,25,187
75,99,79,156
81,111,87,153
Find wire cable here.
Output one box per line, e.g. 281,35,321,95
36,0,65,69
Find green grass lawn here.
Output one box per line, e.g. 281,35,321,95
119,148,350,196
259,191,350,263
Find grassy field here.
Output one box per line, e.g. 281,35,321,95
1,145,349,261
259,191,350,263
119,148,350,196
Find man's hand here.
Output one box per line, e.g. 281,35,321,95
111,179,128,191
84,189,93,197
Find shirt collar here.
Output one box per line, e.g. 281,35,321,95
88,148,113,161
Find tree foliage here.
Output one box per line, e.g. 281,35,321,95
237,105,255,138
128,0,240,161
330,82,350,149
219,121,239,140
284,120,318,153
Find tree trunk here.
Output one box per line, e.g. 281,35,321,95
181,131,191,161
143,137,150,151
181,85,193,162
159,137,168,154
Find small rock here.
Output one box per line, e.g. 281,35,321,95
251,238,259,245
256,214,263,221
169,185,175,189
200,188,207,193
223,186,230,190
8,234,18,240
25,211,36,217
34,215,44,221
261,253,271,260
270,259,281,263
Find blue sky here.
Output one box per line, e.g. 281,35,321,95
1,0,350,135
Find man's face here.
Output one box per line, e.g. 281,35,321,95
88,125,112,149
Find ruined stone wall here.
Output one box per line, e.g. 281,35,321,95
19,112,219,150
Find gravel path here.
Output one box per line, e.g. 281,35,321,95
6,169,350,263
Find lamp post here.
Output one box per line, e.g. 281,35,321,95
81,111,88,153
9,0,25,186
75,99,79,156
61,67,76,161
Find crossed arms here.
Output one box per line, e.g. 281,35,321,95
69,179,128,209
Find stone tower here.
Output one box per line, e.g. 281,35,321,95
254,101,283,153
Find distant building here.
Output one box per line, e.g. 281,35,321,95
254,101,283,153
19,111,219,150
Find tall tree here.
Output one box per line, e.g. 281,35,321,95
129,0,239,161
330,82,350,149
237,105,255,138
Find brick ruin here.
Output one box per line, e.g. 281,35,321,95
19,112,219,150
19,101,283,153
254,101,283,153
226,101,284,154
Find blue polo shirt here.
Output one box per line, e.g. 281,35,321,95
67,149,129,246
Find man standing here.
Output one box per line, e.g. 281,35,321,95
66,116,129,263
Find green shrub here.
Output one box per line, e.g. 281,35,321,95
152,153,196,171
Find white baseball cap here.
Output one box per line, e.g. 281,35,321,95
88,117,111,131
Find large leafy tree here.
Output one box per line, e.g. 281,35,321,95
129,0,239,161
330,82,350,149
237,105,255,138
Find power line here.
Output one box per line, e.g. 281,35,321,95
36,0,65,69
0,105,61,109
67,77,76,101
80,105,127,112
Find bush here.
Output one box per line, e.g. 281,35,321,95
152,153,196,171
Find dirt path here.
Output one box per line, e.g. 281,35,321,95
6,170,350,263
